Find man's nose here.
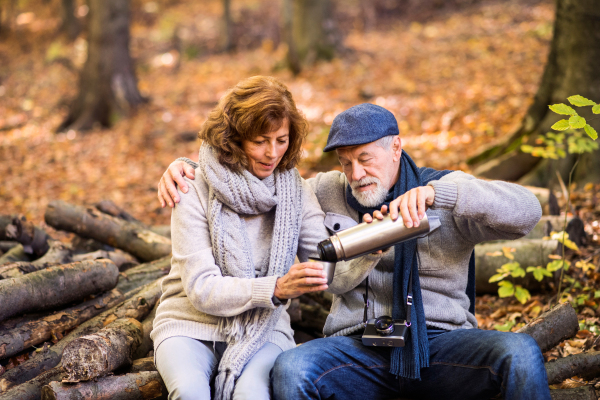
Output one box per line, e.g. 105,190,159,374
351,163,366,182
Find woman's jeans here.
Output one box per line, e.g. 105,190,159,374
272,328,551,400
156,336,282,400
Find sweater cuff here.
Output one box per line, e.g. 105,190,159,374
252,276,278,309
177,157,198,169
428,181,458,210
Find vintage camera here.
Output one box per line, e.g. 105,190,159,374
362,316,408,347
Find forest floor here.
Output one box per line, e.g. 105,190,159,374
1,0,600,391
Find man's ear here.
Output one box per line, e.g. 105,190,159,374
392,136,402,161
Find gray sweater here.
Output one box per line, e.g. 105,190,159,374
308,170,541,335
151,172,347,352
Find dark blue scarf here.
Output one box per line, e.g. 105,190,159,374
345,150,475,380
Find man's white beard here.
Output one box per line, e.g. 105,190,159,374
350,176,388,208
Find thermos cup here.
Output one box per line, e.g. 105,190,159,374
308,258,336,285
317,214,437,262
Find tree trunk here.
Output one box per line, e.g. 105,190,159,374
45,201,171,262
475,239,560,294
115,256,171,293
0,280,162,392
58,0,145,131
0,288,125,360
518,302,579,353
550,386,597,400
469,0,600,186
283,0,336,74
0,366,66,400
60,0,79,40
221,0,233,52
546,351,600,385
41,371,166,400
0,259,119,323
62,318,143,382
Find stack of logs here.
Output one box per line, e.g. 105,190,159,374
0,196,596,400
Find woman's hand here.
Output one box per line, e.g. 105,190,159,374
158,160,196,208
274,262,328,300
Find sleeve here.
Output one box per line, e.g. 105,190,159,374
326,252,385,295
427,171,543,244
178,157,198,169
171,177,279,317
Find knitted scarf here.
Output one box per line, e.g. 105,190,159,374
345,150,452,380
197,143,303,400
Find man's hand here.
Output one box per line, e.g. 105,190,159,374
363,186,435,228
273,262,328,300
158,160,196,208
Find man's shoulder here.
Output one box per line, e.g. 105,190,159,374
307,170,347,193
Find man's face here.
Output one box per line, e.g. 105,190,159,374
336,137,402,207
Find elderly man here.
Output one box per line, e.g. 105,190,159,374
157,104,550,400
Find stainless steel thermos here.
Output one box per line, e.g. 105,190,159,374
317,214,437,262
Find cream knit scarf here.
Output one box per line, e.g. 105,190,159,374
197,143,303,400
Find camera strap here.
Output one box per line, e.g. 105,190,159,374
363,268,414,325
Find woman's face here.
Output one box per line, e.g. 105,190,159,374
242,119,290,179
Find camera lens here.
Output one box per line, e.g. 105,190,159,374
374,316,395,336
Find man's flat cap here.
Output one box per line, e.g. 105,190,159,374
323,103,399,152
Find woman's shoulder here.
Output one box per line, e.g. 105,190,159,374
175,169,209,209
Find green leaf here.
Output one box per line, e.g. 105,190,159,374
521,144,534,153
511,266,526,278
547,259,569,272
528,266,552,281
549,103,577,116
595,290,600,299
551,119,571,131
593,104,600,114
569,115,587,129
499,262,520,273
515,286,531,304
494,320,515,332
498,281,515,298
584,124,598,140
568,95,596,107
489,273,507,283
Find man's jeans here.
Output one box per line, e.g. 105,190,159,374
272,328,551,400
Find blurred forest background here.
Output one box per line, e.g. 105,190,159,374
1,0,600,395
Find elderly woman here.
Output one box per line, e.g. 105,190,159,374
151,76,333,400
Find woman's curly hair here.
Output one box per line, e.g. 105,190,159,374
199,76,309,172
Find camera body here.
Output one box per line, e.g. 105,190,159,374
362,317,407,347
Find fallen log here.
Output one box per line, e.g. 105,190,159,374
62,318,143,382
41,371,166,400
0,240,72,279
72,249,139,271
0,259,119,323
550,386,597,400
95,200,143,225
0,215,15,241
0,244,31,266
127,357,156,373
0,241,18,253
45,200,171,262
133,302,157,360
546,351,600,385
0,279,162,392
475,239,560,294
0,366,65,400
0,288,125,360
115,256,171,293
4,216,50,257
524,216,573,240
518,302,579,353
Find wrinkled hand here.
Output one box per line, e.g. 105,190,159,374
274,262,328,300
158,160,196,208
362,186,435,228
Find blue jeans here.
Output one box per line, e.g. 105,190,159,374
272,329,551,400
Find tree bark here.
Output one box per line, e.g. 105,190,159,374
115,256,170,294
0,241,18,253
0,240,72,279
0,366,65,400
4,216,50,258
221,0,233,52
72,249,139,271
546,351,600,385
550,386,597,400
0,259,119,323
469,0,600,186
0,288,125,360
0,244,30,266
518,302,579,353
133,302,157,360
41,371,166,400
45,200,171,262
475,239,560,294
283,0,336,74
60,0,79,40
95,200,145,226
126,357,156,373
58,0,145,131
62,318,143,382
0,279,162,392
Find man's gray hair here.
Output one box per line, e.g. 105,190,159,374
374,135,397,151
